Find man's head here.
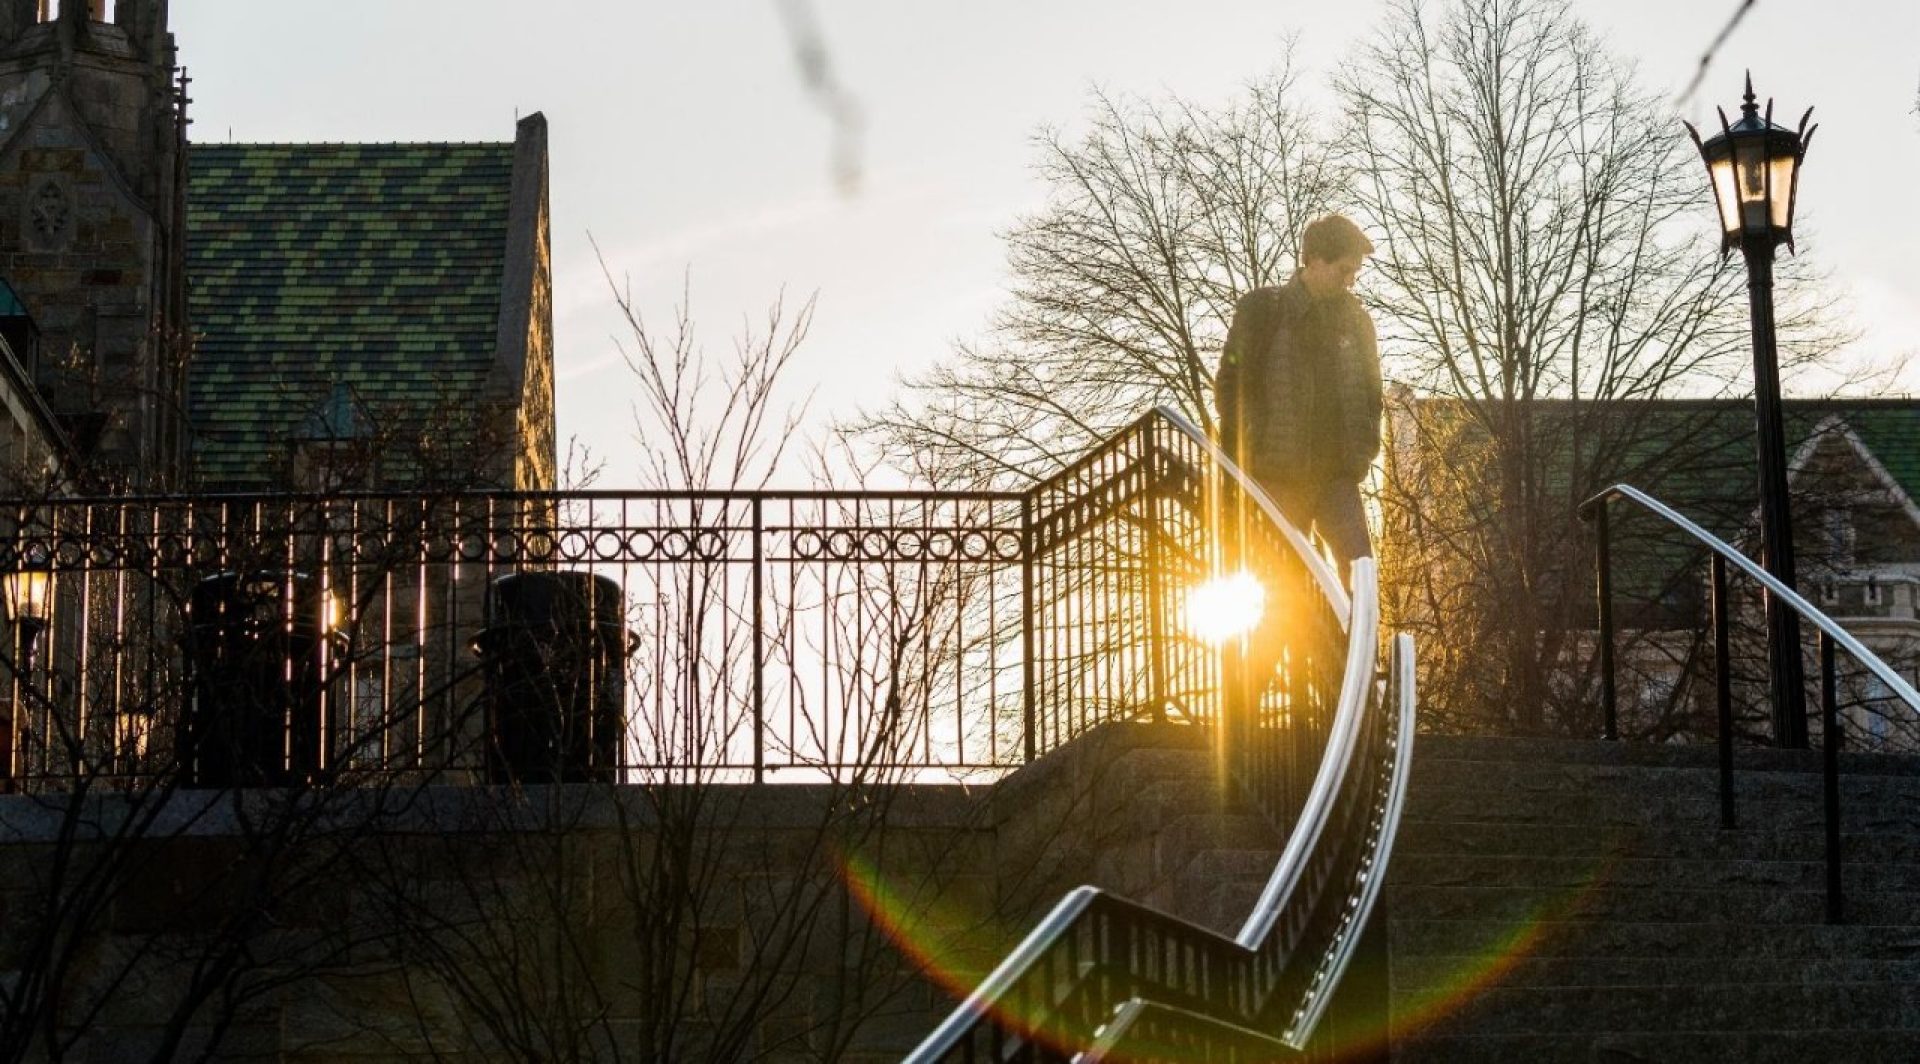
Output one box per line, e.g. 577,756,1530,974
1298,214,1374,298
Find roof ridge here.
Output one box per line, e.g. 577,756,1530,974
190,140,514,149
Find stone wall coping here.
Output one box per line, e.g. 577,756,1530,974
0,776,987,845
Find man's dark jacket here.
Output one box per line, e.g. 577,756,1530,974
1215,274,1383,486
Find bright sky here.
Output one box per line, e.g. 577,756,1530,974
170,1,1920,482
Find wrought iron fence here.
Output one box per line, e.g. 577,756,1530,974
0,490,1033,787
0,406,1344,791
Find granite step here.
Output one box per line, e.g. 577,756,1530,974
1392,952,1920,990
1396,981,1920,1038
1392,819,1920,864
1401,788,1919,833
1411,755,1920,805
1390,916,1920,962
1390,1028,1920,1064
1387,883,1920,925
1412,736,1920,777
1390,852,1920,893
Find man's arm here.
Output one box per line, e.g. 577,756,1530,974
1350,310,1384,477
1217,289,1276,464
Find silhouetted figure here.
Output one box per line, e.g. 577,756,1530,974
1216,214,1382,581
1215,215,1383,723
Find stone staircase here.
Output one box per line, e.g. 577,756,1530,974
1386,735,1920,1062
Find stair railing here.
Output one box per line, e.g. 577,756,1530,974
1579,482,1920,925
907,408,1417,1061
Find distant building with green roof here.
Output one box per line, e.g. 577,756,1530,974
0,0,555,493
185,123,556,491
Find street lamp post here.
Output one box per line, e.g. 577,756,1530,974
1686,74,1818,748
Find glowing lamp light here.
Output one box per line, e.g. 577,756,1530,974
1185,570,1265,644
1685,73,1814,257
2,565,49,628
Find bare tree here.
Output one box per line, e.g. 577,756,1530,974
345,279,999,1061
1345,0,1854,733
857,60,1336,487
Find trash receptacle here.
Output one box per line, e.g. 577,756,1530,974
182,571,335,787
471,571,629,784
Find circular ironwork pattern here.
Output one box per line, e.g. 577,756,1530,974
786,526,1021,563
0,521,1023,570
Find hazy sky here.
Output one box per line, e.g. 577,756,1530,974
169,1,1920,481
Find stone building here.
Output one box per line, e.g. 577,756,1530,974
0,0,555,492
0,0,183,485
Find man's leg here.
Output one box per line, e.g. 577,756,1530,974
1230,478,1313,727
1311,479,1372,585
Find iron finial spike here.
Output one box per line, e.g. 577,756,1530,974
1798,106,1816,136
1717,106,1734,137
1802,122,1819,155
1764,97,1775,126
1743,70,1756,107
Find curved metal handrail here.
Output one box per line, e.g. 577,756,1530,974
1578,483,1920,711
1238,561,1378,948
909,407,1408,1060
1152,405,1350,623
1287,632,1417,1042
1080,998,1302,1062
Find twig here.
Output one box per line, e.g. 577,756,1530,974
1675,0,1757,106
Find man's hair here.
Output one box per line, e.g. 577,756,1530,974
1300,214,1375,264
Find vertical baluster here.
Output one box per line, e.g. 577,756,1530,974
1596,504,1618,741
1820,631,1843,924
1712,553,1735,829
751,496,765,784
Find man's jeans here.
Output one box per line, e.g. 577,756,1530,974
1260,476,1371,582
1224,475,1371,728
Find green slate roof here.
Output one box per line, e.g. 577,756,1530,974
186,141,513,488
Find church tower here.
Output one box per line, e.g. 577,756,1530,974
0,0,186,486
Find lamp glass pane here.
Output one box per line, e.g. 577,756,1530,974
1733,139,1770,234
1707,156,1741,236
1768,154,1796,230
3,569,48,622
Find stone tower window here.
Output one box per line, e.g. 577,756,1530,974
37,1,108,21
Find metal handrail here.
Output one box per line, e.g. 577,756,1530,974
1152,406,1350,623
1578,482,1918,924
1079,998,1304,1062
1235,559,1377,949
1578,484,1920,712
1287,632,1417,1042
909,409,1412,1060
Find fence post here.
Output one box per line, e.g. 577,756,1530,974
1595,504,1618,740
751,497,765,785
1711,553,1735,830
1021,493,1037,764
1143,437,1169,723
1820,631,1843,924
